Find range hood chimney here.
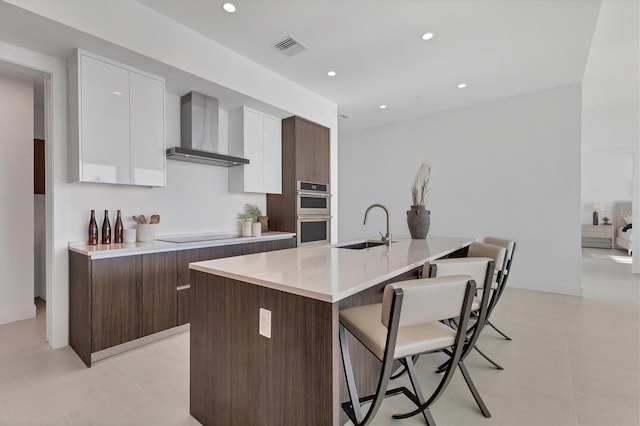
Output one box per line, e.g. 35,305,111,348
166,91,249,167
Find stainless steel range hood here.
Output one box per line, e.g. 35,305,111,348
166,146,249,167
166,91,249,167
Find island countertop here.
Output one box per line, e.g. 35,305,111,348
190,236,474,303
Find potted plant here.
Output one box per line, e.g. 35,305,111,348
602,216,611,225
237,203,262,221
237,203,269,235
407,162,431,239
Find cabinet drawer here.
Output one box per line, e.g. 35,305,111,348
582,226,612,238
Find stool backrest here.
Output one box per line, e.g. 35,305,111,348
425,257,495,289
483,237,516,277
483,237,515,261
381,275,474,328
468,242,507,272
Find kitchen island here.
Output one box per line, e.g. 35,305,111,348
189,236,474,426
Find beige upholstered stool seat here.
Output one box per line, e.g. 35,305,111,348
340,303,456,360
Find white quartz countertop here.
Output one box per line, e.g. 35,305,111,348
69,232,296,259
190,236,475,303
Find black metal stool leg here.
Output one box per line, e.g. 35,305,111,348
339,324,363,424
458,361,491,418
487,320,512,340
473,345,504,370
390,354,421,379
435,359,449,374
403,357,434,425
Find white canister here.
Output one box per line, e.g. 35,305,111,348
241,220,252,237
137,224,155,242
252,222,262,237
123,228,137,244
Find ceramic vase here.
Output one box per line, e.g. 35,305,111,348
258,216,270,232
406,205,430,239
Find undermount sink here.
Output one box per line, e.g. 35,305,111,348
336,240,391,250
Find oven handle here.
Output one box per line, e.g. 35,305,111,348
297,215,333,220
297,191,332,198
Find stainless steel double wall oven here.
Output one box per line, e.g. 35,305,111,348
296,181,331,245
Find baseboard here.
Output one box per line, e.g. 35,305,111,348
509,279,583,297
91,323,190,364
0,303,36,325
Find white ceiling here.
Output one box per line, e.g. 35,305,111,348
140,0,602,133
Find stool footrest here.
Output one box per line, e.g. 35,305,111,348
341,386,420,425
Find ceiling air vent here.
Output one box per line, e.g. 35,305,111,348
273,36,307,57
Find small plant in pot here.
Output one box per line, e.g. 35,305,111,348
602,216,611,225
237,203,262,222
407,162,431,239
237,203,269,233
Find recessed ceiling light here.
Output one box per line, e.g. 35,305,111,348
421,32,434,41
327,71,336,77
457,83,467,89
222,3,236,13
112,91,123,96
379,105,387,109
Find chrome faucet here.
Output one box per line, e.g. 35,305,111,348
363,203,391,245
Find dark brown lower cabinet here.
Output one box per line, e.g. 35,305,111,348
177,248,200,287
70,235,297,367
143,252,177,336
177,287,191,326
91,256,143,352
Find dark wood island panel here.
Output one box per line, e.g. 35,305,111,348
190,271,334,426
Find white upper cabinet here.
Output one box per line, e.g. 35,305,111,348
68,50,166,186
228,107,282,194
262,115,282,194
129,71,165,186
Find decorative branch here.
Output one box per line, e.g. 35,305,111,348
411,162,431,206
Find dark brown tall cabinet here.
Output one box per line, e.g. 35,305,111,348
293,117,330,184
267,116,330,234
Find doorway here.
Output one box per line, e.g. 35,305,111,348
0,62,50,350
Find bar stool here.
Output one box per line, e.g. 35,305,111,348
482,237,517,341
459,241,511,370
424,255,499,418
339,275,476,426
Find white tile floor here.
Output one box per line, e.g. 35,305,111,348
0,256,638,426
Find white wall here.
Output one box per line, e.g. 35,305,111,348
34,106,44,139
339,84,583,296
0,73,36,324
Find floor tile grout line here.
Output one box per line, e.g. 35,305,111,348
64,381,148,423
